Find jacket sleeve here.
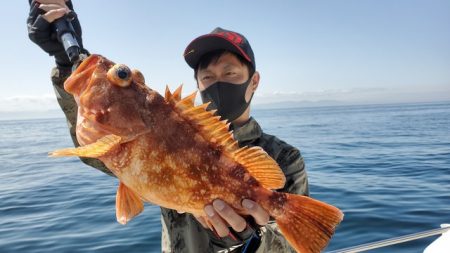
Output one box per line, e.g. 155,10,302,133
51,67,115,177
277,147,309,196
257,133,309,196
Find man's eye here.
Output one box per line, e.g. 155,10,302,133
226,72,236,76
202,76,211,81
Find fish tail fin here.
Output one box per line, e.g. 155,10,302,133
272,193,343,253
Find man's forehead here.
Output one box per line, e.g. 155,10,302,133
203,53,244,69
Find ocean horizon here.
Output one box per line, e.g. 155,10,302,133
1,101,449,252
1,100,449,121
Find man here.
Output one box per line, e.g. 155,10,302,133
28,1,309,252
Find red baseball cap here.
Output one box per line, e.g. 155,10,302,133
184,27,255,70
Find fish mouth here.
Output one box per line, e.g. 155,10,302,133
64,54,103,96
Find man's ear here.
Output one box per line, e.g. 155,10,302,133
251,71,260,92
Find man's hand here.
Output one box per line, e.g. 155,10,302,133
196,199,270,238
27,0,84,68
36,0,69,23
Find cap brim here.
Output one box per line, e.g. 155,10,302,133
184,34,251,69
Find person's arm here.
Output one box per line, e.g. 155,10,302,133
51,68,114,176
28,0,113,176
27,0,84,70
277,147,309,196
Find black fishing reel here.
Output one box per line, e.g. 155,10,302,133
53,11,86,65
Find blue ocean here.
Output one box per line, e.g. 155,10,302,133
1,102,449,253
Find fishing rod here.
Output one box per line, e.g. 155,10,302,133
327,225,450,253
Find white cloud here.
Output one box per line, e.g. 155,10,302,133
0,94,59,112
254,87,386,104
253,85,450,105
1,84,449,113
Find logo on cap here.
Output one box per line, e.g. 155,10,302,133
217,32,244,45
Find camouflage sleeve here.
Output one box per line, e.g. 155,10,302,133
51,67,115,177
277,147,309,196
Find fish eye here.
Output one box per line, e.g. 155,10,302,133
117,68,129,79
107,64,132,87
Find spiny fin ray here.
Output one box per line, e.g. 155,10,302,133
176,91,197,109
164,85,172,101
172,85,182,101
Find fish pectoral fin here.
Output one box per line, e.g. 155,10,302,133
234,146,286,190
116,182,144,225
49,134,122,158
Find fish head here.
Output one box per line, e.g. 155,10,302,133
64,54,152,143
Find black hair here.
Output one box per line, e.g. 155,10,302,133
194,49,255,81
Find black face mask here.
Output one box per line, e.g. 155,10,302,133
200,78,253,122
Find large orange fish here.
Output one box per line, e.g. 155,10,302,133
50,54,343,253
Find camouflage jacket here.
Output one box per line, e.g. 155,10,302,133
51,67,309,253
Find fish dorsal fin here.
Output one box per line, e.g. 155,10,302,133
164,85,172,101
168,87,286,189
116,182,144,225
234,146,286,189
171,87,239,153
176,91,197,109
172,85,182,102
49,134,121,158
165,84,184,104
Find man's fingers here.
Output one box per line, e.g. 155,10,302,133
193,215,208,229
203,199,269,237
213,199,247,232
204,205,229,237
42,8,67,23
242,199,270,225
39,3,68,12
36,0,67,6
38,2,69,23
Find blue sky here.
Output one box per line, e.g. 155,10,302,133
1,0,449,111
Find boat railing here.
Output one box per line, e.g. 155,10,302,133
327,224,450,253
